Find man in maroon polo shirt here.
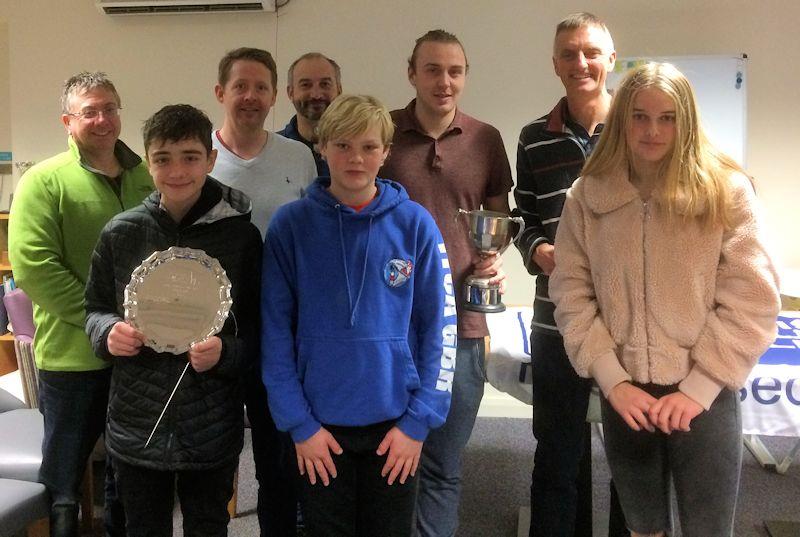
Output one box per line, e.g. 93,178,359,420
380,28,513,537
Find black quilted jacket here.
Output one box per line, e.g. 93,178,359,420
85,177,262,470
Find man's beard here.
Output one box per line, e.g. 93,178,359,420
296,99,330,121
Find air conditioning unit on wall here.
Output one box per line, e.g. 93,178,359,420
96,0,276,15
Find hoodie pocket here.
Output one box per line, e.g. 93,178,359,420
297,338,419,426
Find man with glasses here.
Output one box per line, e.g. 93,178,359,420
9,71,153,537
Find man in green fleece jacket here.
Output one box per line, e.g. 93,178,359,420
8,71,153,537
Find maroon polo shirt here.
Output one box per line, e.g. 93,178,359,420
380,99,513,339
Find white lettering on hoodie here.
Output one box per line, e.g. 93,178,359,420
438,242,457,392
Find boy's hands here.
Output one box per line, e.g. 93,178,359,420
648,392,704,434
107,321,146,356
608,381,658,432
295,428,343,486
377,426,422,485
188,337,222,372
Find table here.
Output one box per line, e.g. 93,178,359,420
486,308,800,472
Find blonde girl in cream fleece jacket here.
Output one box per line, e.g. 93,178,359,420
550,62,780,537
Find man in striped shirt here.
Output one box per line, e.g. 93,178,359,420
514,12,625,537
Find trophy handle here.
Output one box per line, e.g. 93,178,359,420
511,216,526,245
493,216,527,256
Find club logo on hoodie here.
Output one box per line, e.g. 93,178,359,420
384,258,413,288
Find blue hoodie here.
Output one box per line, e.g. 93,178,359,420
261,177,456,443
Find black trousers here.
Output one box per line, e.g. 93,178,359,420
529,331,628,537
301,420,418,537
246,373,300,536
112,456,237,537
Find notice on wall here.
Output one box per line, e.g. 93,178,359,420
608,55,747,166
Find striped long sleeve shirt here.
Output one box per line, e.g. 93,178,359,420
514,97,602,334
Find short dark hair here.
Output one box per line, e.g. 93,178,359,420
287,52,342,89
218,47,277,89
142,104,213,154
408,29,469,73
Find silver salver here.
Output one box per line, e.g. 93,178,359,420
124,247,233,447
124,246,233,354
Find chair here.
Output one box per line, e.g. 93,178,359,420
2,289,95,533
0,386,48,537
3,289,37,408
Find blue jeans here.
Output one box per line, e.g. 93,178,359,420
416,337,485,537
529,331,593,537
38,368,113,536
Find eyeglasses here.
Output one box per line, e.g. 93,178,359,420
67,106,122,120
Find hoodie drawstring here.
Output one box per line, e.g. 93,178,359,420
337,207,373,327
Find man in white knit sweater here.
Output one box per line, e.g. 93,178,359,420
212,47,315,537
212,47,316,238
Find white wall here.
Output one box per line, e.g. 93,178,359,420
0,19,10,209
0,20,9,151
1,0,798,304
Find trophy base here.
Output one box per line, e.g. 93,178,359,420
463,277,506,314
462,301,507,314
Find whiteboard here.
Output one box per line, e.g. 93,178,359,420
607,55,747,165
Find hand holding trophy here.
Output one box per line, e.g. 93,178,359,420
456,209,524,313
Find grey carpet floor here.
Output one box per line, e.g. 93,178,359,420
166,417,800,536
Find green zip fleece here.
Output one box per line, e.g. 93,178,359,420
9,136,153,371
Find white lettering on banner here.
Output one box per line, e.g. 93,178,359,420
437,242,457,393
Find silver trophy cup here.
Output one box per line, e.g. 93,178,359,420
457,209,524,313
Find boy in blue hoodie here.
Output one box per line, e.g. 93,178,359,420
261,94,456,537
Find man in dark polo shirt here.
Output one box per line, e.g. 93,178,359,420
514,12,626,537
277,52,342,176
380,29,513,537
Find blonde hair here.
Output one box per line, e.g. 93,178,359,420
583,62,746,228
316,94,394,146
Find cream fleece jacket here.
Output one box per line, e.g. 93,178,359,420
550,169,780,409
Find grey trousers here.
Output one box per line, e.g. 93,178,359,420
601,384,742,537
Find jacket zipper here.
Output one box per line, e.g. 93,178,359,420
164,357,178,465
642,200,652,381
567,136,587,160
163,229,182,465
92,169,125,211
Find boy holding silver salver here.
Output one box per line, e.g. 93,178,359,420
85,104,261,536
